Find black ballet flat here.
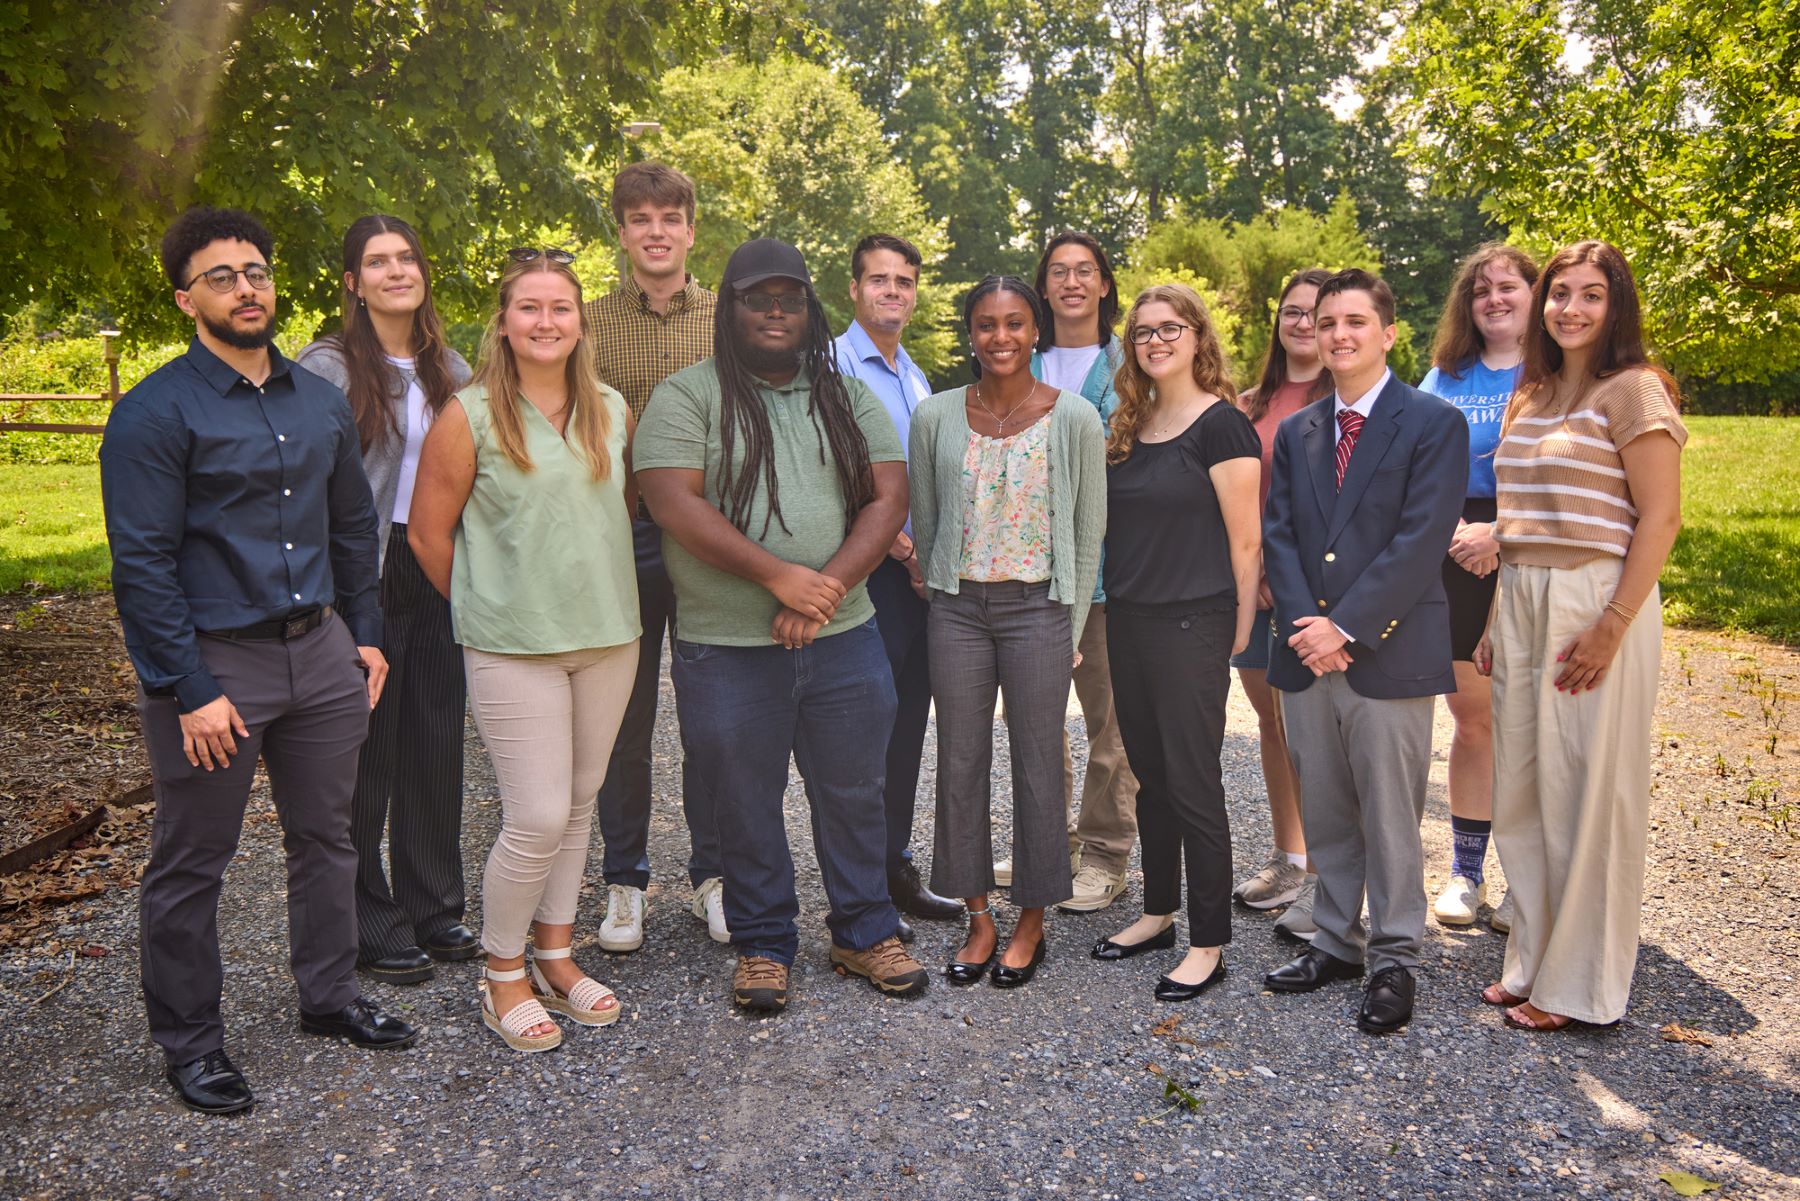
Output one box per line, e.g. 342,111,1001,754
1091,923,1177,961
1154,957,1228,1003
944,955,996,986
990,935,1048,989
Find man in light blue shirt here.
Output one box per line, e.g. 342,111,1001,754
832,233,959,931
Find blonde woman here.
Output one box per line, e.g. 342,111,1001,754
409,248,639,1052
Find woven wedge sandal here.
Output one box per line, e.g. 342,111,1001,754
481,966,562,1053
529,947,621,1027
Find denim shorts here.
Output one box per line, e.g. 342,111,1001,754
1228,607,1277,671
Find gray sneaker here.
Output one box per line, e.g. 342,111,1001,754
1489,891,1515,934
1273,875,1318,943
1233,850,1308,909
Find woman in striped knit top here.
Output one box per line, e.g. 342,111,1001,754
1474,241,1685,1032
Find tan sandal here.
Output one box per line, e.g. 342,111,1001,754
529,946,621,1027
481,966,562,1052
1503,1002,1576,1032
1482,982,1529,1006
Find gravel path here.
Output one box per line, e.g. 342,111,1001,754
3,629,1795,1200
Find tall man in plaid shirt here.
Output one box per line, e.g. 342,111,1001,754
584,162,724,952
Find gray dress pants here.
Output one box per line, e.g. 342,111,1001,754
136,614,370,1064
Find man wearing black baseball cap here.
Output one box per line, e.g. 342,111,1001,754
634,239,929,1012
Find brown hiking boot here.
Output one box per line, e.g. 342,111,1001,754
732,955,789,1012
829,936,929,997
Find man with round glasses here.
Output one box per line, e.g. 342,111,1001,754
102,206,418,1114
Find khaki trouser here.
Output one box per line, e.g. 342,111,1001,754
1492,560,1661,1025
1062,605,1140,874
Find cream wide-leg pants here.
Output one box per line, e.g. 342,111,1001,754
1491,559,1661,1025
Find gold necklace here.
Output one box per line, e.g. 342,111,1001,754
974,380,1037,435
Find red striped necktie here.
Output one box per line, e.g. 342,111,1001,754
1335,408,1365,490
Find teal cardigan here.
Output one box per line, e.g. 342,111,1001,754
1031,338,1124,604
907,386,1107,652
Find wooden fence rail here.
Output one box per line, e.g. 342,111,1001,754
0,331,122,437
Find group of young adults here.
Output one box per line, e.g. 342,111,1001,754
100,159,1684,1114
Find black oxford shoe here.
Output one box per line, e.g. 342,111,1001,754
889,861,963,921
422,923,481,962
1091,923,1177,961
300,996,421,1050
1264,946,1365,993
359,946,434,984
1358,966,1416,1035
1154,957,1228,1003
166,1049,254,1115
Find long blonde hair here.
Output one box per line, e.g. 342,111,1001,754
470,253,613,480
1109,284,1235,464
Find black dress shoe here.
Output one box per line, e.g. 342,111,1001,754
1358,966,1416,1035
359,947,434,984
421,923,481,962
990,935,1048,989
889,861,963,921
300,996,421,1049
1154,957,1228,1002
895,915,916,944
1264,946,1365,993
1091,923,1177,961
165,1049,254,1115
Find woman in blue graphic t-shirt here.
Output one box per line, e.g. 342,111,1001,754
1417,243,1539,936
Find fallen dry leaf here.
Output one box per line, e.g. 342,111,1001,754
1658,1168,1721,1196
1659,1022,1715,1047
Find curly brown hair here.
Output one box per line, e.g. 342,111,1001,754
1108,284,1235,464
1427,243,1539,376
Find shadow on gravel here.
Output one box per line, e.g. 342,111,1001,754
1634,942,1759,1035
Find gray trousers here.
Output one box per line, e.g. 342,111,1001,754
136,614,370,1063
927,580,1075,909
1277,674,1434,973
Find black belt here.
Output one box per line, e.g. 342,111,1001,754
201,605,332,642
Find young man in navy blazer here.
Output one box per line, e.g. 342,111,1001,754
1259,268,1468,1034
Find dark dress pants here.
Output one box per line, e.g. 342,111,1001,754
350,525,467,958
136,614,370,1064
866,556,930,870
595,515,721,889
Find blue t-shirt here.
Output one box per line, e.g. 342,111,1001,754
1418,360,1520,499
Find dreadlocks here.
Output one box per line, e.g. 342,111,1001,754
712,285,874,538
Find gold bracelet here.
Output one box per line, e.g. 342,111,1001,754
1605,600,1638,623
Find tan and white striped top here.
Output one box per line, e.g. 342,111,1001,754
1494,366,1687,568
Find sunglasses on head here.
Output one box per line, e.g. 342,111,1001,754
507,247,576,265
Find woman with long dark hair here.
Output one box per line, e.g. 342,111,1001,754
1476,241,1684,1032
1417,243,1539,932
909,275,1106,989
1228,268,1331,941
297,216,474,983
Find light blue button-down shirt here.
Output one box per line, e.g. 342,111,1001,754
834,320,931,463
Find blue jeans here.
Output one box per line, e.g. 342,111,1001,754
670,619,901,965
867,557,930,870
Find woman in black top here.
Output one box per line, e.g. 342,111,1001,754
1092,284,1262,1001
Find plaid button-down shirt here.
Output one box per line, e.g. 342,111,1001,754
585,276,716,421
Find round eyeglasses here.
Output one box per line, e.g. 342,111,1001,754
185,264,274,293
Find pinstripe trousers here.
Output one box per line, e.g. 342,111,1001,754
351,525,469,959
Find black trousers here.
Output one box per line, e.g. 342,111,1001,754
867,557,930,870
137,614,369,1063
350,525,468,958
1107,599,1236,947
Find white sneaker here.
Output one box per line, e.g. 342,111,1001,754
1058,863,1128,912
994,848,1081,890
1489,891,1515,933
1273,875,1318,943
691,876,730,944
1433,874,1487,927
597,884,645,952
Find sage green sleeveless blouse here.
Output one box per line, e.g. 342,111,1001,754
451,383,640,654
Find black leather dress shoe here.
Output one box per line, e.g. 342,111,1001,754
359,947,434,984
300,996,421,1049
1091,923,1177,961
889,861,963,921
421,923,481,962
165,1049,254,1115
1264,946,1365,993
990,935,1048,989
1358,966,1416,1035
943,954,995,985
1154,957,1228,1003
895,915,916,944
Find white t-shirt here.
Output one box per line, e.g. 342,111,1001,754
1041,343,1103,395
388,355,430,524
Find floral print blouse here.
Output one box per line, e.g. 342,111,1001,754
958,414,1054,583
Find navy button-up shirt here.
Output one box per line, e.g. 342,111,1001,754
100,338,382,712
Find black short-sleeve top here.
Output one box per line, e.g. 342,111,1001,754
1103,400,1261,607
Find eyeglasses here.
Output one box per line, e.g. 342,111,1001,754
185,264,275,293
1046,264,1099,283
507,247,576,265
1279,305,1315,326
1129,322,1192,345
736,292,810,314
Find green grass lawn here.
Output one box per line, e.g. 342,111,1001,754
3,415,1797,640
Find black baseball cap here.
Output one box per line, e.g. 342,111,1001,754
721,238,812,290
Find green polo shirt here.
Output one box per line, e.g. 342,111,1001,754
634,359,903,646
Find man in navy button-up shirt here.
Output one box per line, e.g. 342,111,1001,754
101,206,417,1116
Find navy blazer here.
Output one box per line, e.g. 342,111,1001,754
1263,373,1469,699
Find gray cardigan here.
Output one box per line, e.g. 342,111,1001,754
907,386,1107,652
295,339,472,570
